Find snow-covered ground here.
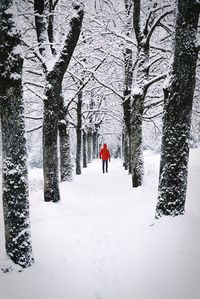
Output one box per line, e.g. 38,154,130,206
0,149,200,299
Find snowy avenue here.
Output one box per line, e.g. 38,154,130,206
0,0,200,298
1,150,200,299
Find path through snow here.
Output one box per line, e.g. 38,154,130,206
0,151,200,299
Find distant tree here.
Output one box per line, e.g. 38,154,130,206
82,128,88,168
156,0,200,217
76,91,83,175
122,0,133,171
130,0,172,187
0,0,34,269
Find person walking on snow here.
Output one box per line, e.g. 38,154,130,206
99,143,111,173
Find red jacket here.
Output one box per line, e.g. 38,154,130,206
99,144,111,161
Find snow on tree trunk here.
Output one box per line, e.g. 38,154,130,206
122,0,133,172
34,0,84,199
59,120,72,182
43,80,60,202
82,129,87,168
130,44,148,187
156,0,199,218
76,92,82,175
0,1,34,269
92,131,98,160
130,94,144,186
123,127,130,170
87,129,92,163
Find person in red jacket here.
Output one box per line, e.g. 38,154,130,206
99,143,111,173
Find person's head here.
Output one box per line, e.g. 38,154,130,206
103,143,107,149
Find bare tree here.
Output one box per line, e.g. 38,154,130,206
130,0,172,187
156,0,200,217
34,0,84,201
0,0,34,270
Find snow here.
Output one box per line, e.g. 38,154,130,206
0,148,200,299
132,85,143,96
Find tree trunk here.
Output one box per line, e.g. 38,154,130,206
92,130,98,160
156,0,199,218
123,127,130,170
123,0,133,172
76,92,82,174
130,95,144,186
87,129,92,163
59,120,72,182
130,43,148,186
0,1,34,269
34,0,84,199
130,0,172,187
82,129,87,168
43,80,60,202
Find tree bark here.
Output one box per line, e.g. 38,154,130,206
130,94,144,186
34,0,84,201
130,1,171,187
0,1,34,269
122,0,133,172
156,0,199,218
130,43,148,186
76,92,82,174
82,129,87,168
92,130,98,160
87,129,92,163
123,127,129,170
43,80,61,202
59,120,72,182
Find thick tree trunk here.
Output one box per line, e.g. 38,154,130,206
34,0,84,199
156,0,199,218
130,44,148,186
59,121,72,182
123,127,130,170
130,95,144,186
1,97,34,269
82,129,87,168
76,92,82,174
0,1,34,269
43,80,60,202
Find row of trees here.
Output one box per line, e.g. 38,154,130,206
0,0,199,270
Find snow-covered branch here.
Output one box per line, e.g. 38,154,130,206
146,9,173,46
25,116,43,120
90,16,136,47
24,81,44,88
23,85,44,101
27,125,42,133
145,56,164,72
145,4,171,32
52,3,84,77
65,56,107,112
144,73,167,92
93,75,123,100
142,112,162,120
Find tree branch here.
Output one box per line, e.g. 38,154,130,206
133,0,141,44
144,73,167,92
93,75,123,100
144,4,171,34
65,55,107,112
27,125,42,133
146,9,173,46
51,3,84,79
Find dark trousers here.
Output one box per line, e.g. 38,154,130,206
102,160,108,173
